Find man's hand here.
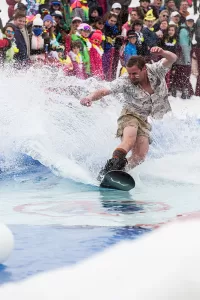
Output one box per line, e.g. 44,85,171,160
80,97,92,107
80,88,111,107
150,46,164,55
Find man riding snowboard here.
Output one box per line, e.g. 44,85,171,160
80,47,177,180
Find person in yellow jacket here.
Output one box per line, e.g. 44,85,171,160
57,45,73,71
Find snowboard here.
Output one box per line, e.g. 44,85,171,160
100,170,135,191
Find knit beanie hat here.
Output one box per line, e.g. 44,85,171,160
33,14,43,26
43,14,54,23
90,30,103,41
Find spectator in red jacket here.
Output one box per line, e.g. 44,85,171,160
0,38,11,49
0,36,11,64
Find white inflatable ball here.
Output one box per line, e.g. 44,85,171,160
0,224,14,264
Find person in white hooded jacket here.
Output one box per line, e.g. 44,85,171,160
30,14,45,60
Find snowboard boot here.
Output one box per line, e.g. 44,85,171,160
181,88,190,99
97,157,128,182
171,87,177,97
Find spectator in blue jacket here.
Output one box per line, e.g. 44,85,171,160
124,30,137,65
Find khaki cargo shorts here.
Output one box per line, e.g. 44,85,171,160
116,109,152,139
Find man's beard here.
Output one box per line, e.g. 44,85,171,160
131,78,139,85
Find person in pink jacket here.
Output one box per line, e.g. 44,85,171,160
89,30,104,79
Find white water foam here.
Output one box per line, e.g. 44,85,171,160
0,65,122,183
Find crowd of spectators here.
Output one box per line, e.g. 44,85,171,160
0,0,200,99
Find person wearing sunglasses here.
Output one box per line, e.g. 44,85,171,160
92,17,105,31
1,23,19,63
153,10,169,31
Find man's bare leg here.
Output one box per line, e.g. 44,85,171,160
115,126,138,153
127,135,149,170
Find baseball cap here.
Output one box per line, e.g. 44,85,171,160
51,1,61,5
72,16,82,22
186,15,195,21
111,3,122,9
170,11,180,17
51,10,63,18
127,30,137,38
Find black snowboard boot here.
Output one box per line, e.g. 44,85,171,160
171,87,177,97
181,88,190,99
97,157,127,181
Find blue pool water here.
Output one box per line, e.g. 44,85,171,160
0,225,149,284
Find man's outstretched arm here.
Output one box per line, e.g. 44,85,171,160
80,88,111,106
